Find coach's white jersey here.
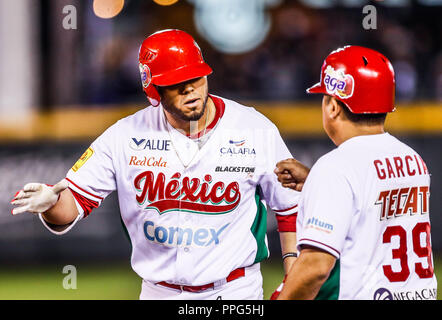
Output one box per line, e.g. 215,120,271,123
44,96,299,286
297,133,437,300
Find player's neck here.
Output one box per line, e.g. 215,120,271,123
166,97,216,136
332,124,385,146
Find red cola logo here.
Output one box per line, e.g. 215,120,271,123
134,171,241,215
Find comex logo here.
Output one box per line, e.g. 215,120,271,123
143,221,230,247
373,288,393,300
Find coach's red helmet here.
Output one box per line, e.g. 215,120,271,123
307,46,395,114
138,29,213,106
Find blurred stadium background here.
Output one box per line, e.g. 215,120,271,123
0,0,441,299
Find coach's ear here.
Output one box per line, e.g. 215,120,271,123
327,96,342,120
322,95,338,121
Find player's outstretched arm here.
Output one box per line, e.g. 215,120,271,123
11,179,79,226
274,159,310,191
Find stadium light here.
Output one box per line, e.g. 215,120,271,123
188,0,280,54
93,0,125,19
153,0,180,5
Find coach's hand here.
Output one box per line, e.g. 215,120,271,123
274,159,310,191
10,179,69,215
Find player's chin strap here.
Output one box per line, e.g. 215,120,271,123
148,97,160,107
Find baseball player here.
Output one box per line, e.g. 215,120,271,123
10,29,300,300
273,46,437,300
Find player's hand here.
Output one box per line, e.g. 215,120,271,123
10,179,69,215
274,158,310,191
270,275,287,300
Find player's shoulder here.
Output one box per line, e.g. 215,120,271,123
313,132,423,174
312,148,346,173
218,95,279,130
92,106,159,145
301,149,349,193
339,132,420,158
384,133,421,155
115,105,160,129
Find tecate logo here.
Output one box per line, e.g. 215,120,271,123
143,221,230,247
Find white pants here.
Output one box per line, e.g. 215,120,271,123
139,264,263,300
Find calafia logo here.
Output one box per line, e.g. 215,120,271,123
139,63,152,88
134,171,241,215
220,139,255,156
323,65,354,99
229,139,245,147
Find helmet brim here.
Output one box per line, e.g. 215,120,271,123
306,82,325,94
152,62,213,87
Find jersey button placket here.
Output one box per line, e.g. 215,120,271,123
176,167,192,285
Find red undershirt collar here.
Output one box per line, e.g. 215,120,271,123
187,94,225,140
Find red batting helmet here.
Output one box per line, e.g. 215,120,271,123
138,29,213,107
307,46,395,114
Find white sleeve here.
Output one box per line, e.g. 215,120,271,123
39,125,117,235
258,126,300,216
297,159,354,259
38,210,84,236
66,125,117,204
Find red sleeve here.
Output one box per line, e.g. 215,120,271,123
276,213,297,232
69,188,99,218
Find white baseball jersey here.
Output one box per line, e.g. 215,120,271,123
40,95,299,293
297,133,437,300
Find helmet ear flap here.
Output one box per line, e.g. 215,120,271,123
145,85,161,107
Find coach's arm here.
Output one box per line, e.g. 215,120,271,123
277,246,336,300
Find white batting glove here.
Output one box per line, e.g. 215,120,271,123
11,179,69,215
